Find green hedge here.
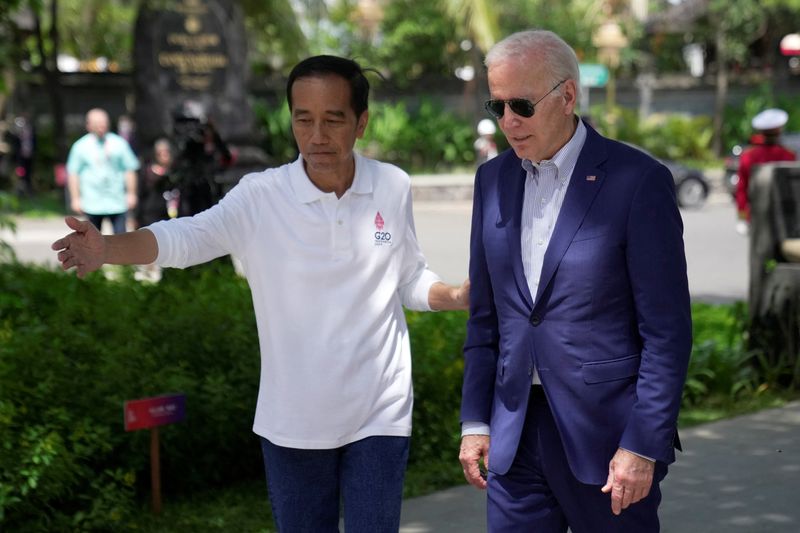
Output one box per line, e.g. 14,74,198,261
722,84,800,153
0,262,262,530
0,263,468,531
252,98,476,173
590,105,715,162
0,262,764,531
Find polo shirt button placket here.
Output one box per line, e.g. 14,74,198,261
333,200,351,261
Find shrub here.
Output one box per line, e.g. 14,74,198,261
0,261,771,528
0,263,465,529
0,262,262,530
252,97,476,173
590,105,715,162
0,192,16,261
683,302,762,406
359,99,475,173
252,99,297,166
722,83,800,152
407,310,467,465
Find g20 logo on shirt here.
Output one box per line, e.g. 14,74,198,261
374,211,393,246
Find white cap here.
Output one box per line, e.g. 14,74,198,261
752,108,788,131
477,119,496,135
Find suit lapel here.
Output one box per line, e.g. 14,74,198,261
533,126,608,306
496,154,535,311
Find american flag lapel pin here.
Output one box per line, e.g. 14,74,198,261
586,175,597,182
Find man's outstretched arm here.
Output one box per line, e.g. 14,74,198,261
51,216,158,278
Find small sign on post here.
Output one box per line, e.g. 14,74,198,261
124,393,186,514
578,63,610,115
579,63,610,88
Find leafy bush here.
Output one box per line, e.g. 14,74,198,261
0,262,466,529
0,262,262,530
0,262,773,529
252,99,297,166
0,192,16,261
408,309,467,463
683,302,762,406
252,97,476,173
722,83,800,152
359,99,475,173
590,105,715,162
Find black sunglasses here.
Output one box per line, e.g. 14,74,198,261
484,80,566,119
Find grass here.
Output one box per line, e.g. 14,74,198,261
128,459,466,532
131,479,274,532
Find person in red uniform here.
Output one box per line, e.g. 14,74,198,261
736,108,796,234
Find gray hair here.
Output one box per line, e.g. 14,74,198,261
485,30,580,89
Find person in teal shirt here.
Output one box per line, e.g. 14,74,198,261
67,108,139,234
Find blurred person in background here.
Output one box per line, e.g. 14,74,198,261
117,114,139,155
170,101,232,217
11,113,36,196
66,108,139,234
136,138,174,228
736,108,796,235
474,118,499,165
134,138,175,282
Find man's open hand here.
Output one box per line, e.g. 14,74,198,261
51,216,106,278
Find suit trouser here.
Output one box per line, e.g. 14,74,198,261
487,386,667,533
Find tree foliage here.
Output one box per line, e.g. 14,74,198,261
441,0,499,54
239,0,307,74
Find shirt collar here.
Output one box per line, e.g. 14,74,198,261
290,152,373,204
521,118,587,178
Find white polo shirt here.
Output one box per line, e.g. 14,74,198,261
148,154,441,449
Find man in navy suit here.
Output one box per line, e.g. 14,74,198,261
458,30,692,532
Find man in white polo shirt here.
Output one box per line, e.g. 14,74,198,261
52,55,468,532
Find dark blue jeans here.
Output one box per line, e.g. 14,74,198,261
87,212,127,234
260,435,410,533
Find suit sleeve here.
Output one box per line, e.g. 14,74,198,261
619,162,693,462
461,168,500,425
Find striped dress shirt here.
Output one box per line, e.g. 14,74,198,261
521,119,587,383
461,119,588,435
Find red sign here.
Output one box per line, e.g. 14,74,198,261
124,394,186,432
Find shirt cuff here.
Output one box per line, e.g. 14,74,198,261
402,268,441,311
461,421,490,437
621,447,655,463
144,220,171,266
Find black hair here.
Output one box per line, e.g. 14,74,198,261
286,55,371,118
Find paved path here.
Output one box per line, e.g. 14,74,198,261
400,401,800,532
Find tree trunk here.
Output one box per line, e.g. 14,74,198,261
34,0,67,162
712,26,728,157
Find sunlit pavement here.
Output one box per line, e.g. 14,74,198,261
398,401,800,533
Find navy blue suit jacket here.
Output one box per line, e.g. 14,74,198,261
461,121,692,485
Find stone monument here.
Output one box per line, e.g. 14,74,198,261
133,0,269,194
